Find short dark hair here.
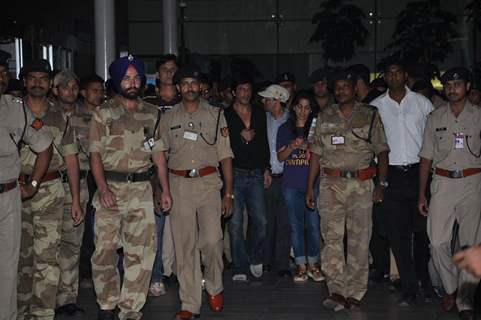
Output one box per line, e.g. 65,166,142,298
155,54,178,71
348,64,370,86
231,72,253,91
383,58,406,72
80,74,104,90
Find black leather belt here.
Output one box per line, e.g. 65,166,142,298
271,173,283,178
389,163,419,171
0,180,17,193
60,170,88,183
104,168,153,183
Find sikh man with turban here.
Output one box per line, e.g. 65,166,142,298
88,55,172,320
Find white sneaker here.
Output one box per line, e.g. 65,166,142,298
250,264,263,278
149,281,166,296
232,274,248,282
323,297,345,312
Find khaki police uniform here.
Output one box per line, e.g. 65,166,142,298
17,102,77,320
310,102,389,301
154,99,233,314
89,98,159,320
56,105,92,307
419,101,481,311
0,95,52,320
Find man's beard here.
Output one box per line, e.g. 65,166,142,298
120,87,140,99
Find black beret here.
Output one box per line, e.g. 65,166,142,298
173,64,202,85
329,69,355,86
308,68,330,83
441,67,471,84
19,59,52,79
0,50,11,68
275,72,296,84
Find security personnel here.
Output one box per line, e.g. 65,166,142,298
88,55,171,320
0,50,11,96
0,94,52,320
155,64,234,320
418,67,481,320
17,60,81,320
306,70,389,311
52,70,90,317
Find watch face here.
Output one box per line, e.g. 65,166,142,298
31,180,38,188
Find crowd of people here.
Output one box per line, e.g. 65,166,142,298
1,47,481,320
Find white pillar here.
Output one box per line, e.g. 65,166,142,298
163,0,178,55
95,0,116,80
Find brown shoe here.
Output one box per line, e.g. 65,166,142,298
441,293,456,312
207,290,224,312
346,297,361,310
459,310,476,320
174,310,200,320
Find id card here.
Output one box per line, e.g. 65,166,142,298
331,136,345,145
144,137,155,151
183,130,198,141
454,133,464,149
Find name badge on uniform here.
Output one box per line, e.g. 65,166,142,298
183,130,198,141
454,133,464,149
331,136,345,145
144,137,155,151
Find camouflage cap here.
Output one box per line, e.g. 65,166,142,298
308,68,330,84
441,67,471,84
258,84,290,103
330,69,356,87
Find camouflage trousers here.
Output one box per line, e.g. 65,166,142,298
56,181,88,307
18,179,65,320
92,181,156,320
318,177,373,301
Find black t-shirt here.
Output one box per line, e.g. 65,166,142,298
224,105,270,171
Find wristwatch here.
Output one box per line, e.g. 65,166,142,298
31,180,39,188
379,181,389,188
225,193,234,199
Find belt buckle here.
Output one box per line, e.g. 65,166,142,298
126,172,134,182
450,169,463,179
344,171,353,179
188,169,199,178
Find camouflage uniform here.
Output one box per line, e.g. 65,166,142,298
310,102,389,301
155,99,233,315
0,95,52,320
419,101,481,311
88,98,159,320
17,103,77,320
56,105,92,307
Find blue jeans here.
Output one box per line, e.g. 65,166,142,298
151,213,166,282
228,168,267,274
283,187,320,265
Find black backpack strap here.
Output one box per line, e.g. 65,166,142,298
153,109,162,138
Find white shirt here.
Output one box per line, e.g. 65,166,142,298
370,87,434,165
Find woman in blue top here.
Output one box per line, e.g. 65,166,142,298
277,90,324,283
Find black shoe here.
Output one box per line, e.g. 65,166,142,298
277,269,291,277
397,294,418,307
98,309,115,320
388,279,402,292
56,304,85,317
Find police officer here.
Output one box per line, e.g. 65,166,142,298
0,93,52,320
0,50,11,96
306,70,389,311
418,67,481,320
155,64,234,320
17,60,81,320
52,70,90,317
88,55,171,320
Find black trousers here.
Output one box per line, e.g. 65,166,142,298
380,165,430,295
370,203,390,278
263,176,291,271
